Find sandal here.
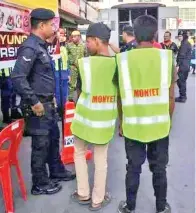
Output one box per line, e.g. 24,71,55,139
89,192,112,211
71,191,91,205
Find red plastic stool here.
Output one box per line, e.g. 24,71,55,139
0,119,26,213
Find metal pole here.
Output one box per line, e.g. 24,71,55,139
58,57,65,141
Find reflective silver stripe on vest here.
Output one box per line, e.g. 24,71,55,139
121,50,169,106
83,57,91,94
78,96,117,111
124,114,170,125
74,113,116,128
121,52,133,105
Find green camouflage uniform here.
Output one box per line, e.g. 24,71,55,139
67,42,86,100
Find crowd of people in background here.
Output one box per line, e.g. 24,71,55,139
0,21,195,127
0,25,195,125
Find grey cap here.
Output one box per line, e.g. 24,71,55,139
86,22,111,41
30,8,55,20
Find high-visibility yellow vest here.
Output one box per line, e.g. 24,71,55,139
55,46,68,71
116,49,172,143
188,38,194,46
0,68,11,77
71,56,118,144
177,40,182,48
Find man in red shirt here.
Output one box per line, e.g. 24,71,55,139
160,31,178,55
153,40,162,49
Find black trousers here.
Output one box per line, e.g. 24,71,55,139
192,64,195,72
125,136,169,212
177,69,189,98
25,102,65,186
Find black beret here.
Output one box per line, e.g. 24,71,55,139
178,30,184,36
30,8,55,20
86,22,111,41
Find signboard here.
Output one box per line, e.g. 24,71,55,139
5,0,58,12
0,3,29,69
0,3,30,33
166,18,178,30
61,0,80,17
179,21,196,30
0,2,59,69
0,32,27,65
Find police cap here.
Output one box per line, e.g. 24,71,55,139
86,22,111,41
30,8,55,20
178,30,187,36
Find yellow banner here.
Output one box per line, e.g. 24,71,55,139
5,0,58,12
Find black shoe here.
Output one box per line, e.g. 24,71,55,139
118,201,135,213
157,203,171,213
175,97,187,103
50,170,76,182
31,182,62,195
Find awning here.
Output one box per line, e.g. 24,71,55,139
76,17,92,25
59,9,92,26
112,3,165,9
5,0,58,12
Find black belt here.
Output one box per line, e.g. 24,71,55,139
38,95,54,103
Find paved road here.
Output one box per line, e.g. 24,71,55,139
0,76,195,213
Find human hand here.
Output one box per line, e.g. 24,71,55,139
53,97,58,108
31,102,45,117
176,66,179,72
68,76,71,83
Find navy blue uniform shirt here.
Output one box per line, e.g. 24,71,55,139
11,34,55,105
177,39,192,69
120,39,137,52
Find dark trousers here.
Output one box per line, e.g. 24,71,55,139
25,102,65,186
125,136,169,212
192,64,195,72
177,69,189,98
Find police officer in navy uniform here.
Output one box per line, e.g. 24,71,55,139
109,25,137,53
175,30,192,103
11,8,76,195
